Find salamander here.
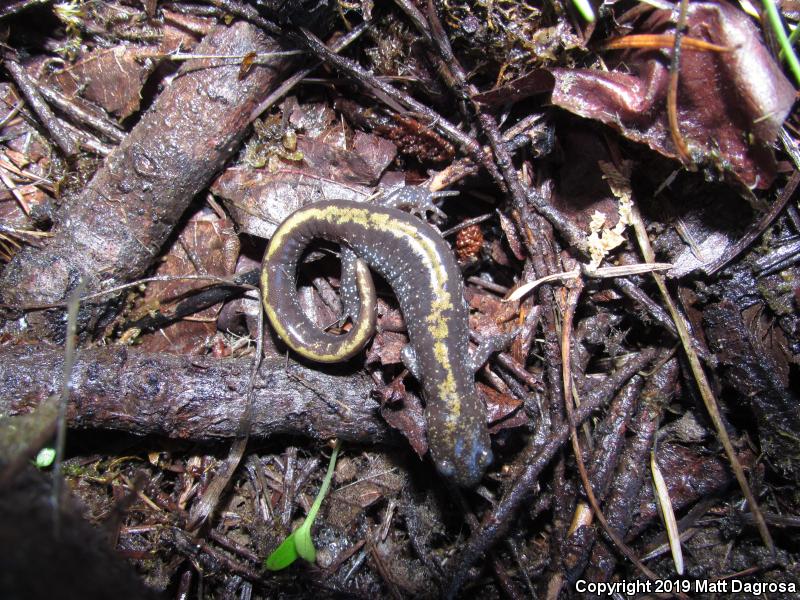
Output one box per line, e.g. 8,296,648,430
261,199,492,486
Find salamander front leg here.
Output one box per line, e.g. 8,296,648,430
469,329,520,373
377,186,459,222
400,345,423,381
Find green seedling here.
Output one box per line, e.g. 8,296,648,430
763,0,800,86
264,441,341,570
571,0,596,23
35,447,56,468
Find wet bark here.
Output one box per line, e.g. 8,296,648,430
0,21,291,341
0,345,394,444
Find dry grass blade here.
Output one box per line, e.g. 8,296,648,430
52,278,86,533
559,278,683,593
0,166,30,214
505,262,673,301
651,449,685,575
628,201,775,556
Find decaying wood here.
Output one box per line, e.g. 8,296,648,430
0,345,394,445
704,299,800,481
0,21,291,340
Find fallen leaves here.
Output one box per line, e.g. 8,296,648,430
476,2,795,189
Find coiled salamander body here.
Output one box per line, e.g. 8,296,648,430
261,199,492,486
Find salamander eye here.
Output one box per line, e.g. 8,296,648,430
436,458,455,480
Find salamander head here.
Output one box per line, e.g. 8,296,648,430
428,411,493,487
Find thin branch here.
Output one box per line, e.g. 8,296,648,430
3,54,79,156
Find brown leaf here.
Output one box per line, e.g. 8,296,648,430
160,11,217,53
476,2,794,189
479,383,527,432
352,131,398,180
378,379,429,458
296,135,385,184
741,304,791,388
136,212,238,354
466,288,519,328
633,443,734,531
211,167,372,239
44,46,157,119
366,329,407,366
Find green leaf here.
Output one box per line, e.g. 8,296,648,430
264,441,341,571
294,520,316,563
264,532,299,571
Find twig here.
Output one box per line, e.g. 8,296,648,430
209,0,282,36
37,85,126,144
1,273,256,311
614,277,679,338
186,282,264,531
559,278,674,588
429,115,546,192
249,20,370,121
392,0,432,42
585,359,676,580
0,346,394,443
440,213,494,237
296,27,496,180
666,0,692,164
424,1,510,193
444,349,658,598
1,21,291,342
424,1,587,254
124,269,260,333
2,54,79,156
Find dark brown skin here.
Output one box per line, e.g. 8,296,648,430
261,200,492,486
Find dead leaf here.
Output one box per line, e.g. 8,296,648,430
211,168,372,239
135,211,238,354
475,2,794,189
479,383,526,431
42,46,156,119
378,379,429,458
